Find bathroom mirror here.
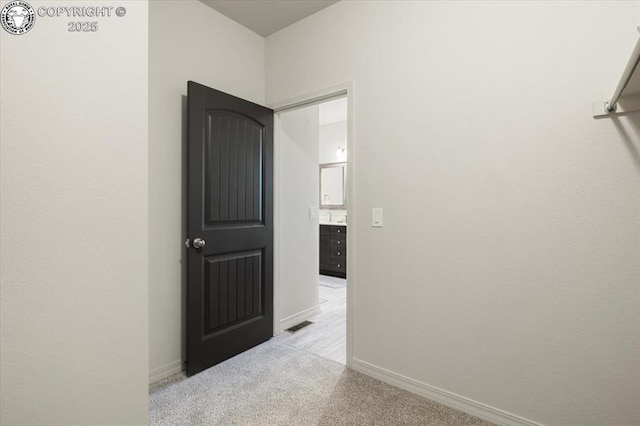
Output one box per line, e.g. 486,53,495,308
320,162,347,209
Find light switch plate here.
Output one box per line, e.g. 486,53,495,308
309,207,316,220
372,208,383,227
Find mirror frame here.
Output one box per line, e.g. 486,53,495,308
319,162,347,209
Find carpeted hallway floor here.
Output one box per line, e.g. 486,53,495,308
149,340,493,425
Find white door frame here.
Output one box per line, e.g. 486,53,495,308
270,82,355,367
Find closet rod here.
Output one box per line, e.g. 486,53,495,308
606,34,640,112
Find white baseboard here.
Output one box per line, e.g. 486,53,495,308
149,359,183,384
351,358,542,426
279,304,321,332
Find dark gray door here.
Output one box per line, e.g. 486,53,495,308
186,81,273,376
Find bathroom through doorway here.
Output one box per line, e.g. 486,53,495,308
272,89,352,365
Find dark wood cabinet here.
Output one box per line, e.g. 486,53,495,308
320,225,346,278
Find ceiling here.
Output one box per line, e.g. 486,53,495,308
200,0,338,37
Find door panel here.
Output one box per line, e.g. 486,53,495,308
320,233,330,272
204,111,263,224
203,250,262,335
187,81,273,376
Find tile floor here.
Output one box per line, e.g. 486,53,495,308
274,275,346,364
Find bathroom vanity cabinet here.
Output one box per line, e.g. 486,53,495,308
320,224,346,278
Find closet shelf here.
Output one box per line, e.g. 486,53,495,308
593,27,640,117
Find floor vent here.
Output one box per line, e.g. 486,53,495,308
286,321,313,333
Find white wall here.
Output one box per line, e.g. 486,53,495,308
267,2,640,425
0,1,149,424
319,97,348,164
149,0,265,379
278,105,321,327
320,121,348,164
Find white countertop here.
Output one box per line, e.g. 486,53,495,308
319,221,347,227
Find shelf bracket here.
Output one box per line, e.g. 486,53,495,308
593,27,640,118
593,95,640,118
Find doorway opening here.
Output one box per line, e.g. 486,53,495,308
273,88,352,366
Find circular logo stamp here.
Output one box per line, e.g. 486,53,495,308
1,1,35,35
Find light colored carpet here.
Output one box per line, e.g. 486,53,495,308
149,340,493,426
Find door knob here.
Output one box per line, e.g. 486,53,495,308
192,238,206,249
